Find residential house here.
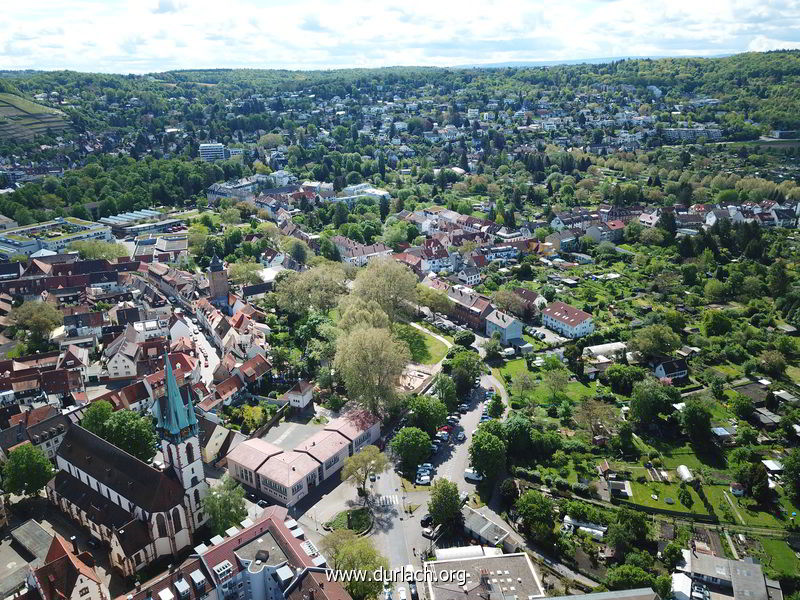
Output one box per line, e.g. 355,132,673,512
652,357,689,381
485,309,523,344
330,236,393,267
26,535,109,600
541,302,594,338
280,380,314,409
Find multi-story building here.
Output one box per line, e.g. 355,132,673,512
199,143,226,162
121,506,347,600
226,409,380,507
541,301,594,338
485,309,523,344
0,217,113,259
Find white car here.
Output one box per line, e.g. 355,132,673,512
398,587,407,600
464,468,483,482
415,474,432,486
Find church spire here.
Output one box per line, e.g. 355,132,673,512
159,352,196,439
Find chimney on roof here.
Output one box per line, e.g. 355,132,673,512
70,535,78,555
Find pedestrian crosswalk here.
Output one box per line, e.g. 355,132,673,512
376,494,401,506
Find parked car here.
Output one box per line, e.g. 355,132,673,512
420,513,433,527
410,582,419,600
456,431,466,442
438,425,453,432
369,473,377,482
436,432,450,442
415,474,432,486
398,587,407,600
418,463,433,471
458,404,469,413
257,499,269,508
86,538,101,549
464,468,483,482
460,491,469,504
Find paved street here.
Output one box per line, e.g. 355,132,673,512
370,374,510,566
192,323,220,385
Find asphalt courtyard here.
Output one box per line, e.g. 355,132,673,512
260,414,327,449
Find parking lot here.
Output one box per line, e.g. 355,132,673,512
364,374,503,572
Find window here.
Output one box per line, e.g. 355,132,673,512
156,513,167,537
291,482,303,495
79,588,90,597
172,507,182,530
186,442,195,463
194,489,201,505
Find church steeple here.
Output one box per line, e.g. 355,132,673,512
157,352,197,441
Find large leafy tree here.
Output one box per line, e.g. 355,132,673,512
428,479,462,530
449,350,483,396
334,327,410,417
81,400,113,435
629,378,678,429
390,427,430,471
68,240,130,260
628,324,680,358
2,443,54,496
432,373,458,411
341,445,389,493
203,474,247,535
607,508,650,553
783,448,800,503
102,410,158,462
468,429,506,479
407,394,447,437
320,530,387,600
275,263,348,316
515,490,555,541
352,258,418,322
680,397,712,445
10,301,63,347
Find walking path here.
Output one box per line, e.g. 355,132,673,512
723,490,747,525
724,529,740,559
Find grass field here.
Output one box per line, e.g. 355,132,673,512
394,323,448,365
630,480,710,515
758,537,800,573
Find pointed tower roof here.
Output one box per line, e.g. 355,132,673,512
209,253,224,272
161,352,192,436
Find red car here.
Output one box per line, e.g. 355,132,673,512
438,425,453,433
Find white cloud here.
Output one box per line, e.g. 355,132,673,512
0,0,798,72
748,35,800,52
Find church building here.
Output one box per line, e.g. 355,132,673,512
47,354,209,577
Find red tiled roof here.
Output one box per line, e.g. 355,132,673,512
542,301,592,326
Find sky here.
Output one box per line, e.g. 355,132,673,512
2,0,800,74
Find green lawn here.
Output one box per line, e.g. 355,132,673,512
758,537,800,574
326,508,372,532
494,359,598,405
394,324,448,365
786,365,800,384
630,480,710,515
